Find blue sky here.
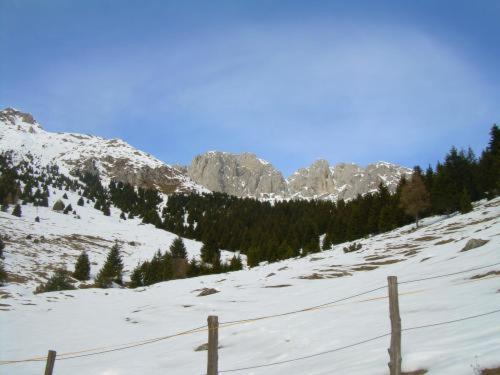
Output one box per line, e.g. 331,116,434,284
1,0,499,176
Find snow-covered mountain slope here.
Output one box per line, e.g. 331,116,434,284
2,197,499,374
0,108,207,194
0,186,238,294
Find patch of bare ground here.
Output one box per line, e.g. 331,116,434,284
277,266,288,271
387,243,420,250
264,284,292,288
351,265,378,271
403,249,419,257
0,290,12,299
470,216,496,226
414,236,439,242
364,254,391,261
5,272,29,284
402,370,427,375
485,199,500,207
470,270,500,280
309,257,324,262
298,273,327,280
420,257,431,262
482,367,500,374
434,238,455,245
196,288,219,297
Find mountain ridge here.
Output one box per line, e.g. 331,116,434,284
0,107,411,201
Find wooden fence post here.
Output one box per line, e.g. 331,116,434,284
387,276,401,375
207,315,219,375
44,350,56,375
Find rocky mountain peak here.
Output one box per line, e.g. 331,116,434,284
188,151,287,198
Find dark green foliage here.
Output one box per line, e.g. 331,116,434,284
1,203,8,212
459,188,473,214
63,204,73,215
62,193,68,199
77,197,84,206
52,199,65,211
73,251,90,281
102,205,111,216
129,264,144,288
479,124,500,197
0,262,6,285
11,204,21,217
95,243,123,288
201,239,220,264
0,236,4,258
229,255,243,271
35,216,40,222
35,269,75,293
120,212,126,220
343,242,362,253
170,237,187,259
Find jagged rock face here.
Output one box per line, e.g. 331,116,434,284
188,152,287,198
288,161,412,201
188,152,411,201
0,108,207,195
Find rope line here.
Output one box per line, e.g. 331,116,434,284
218,308,500,373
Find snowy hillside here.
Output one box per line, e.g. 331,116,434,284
1,197,499,374
0,108,207,194
0,186,238,295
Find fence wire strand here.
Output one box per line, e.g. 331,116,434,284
1,261,499,366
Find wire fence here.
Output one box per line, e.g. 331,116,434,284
1,261,499,370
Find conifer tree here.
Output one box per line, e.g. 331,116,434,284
400,172,430,228
129,264,144,288
62,193,68,199
229,255,243,271
12,204,21,217
120,212,126,220
95,243,123,288
102,205,111,216
0,236,4,258
170,237,187,259
459,188,473,214
35,269,75,293
73,251,90,281
77,197,84,206
0,262,6,285
200,239,220,264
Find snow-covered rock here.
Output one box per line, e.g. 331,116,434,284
0,108,208,195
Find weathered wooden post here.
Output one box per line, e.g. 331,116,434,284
387,276,401,375
207,315,219,375
44,350,56,375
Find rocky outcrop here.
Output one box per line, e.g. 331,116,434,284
188,152,287,198
288,160,411,201
188,153,411,201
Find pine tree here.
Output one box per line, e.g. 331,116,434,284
120,212,126,220
102,205,111,216
0,262,6,285
73,251,90,281
0,236,4,258
95,243,124,288
129,264,144,288
229,255,243,271
170,237,187,259
77,197,84,206
35,269,75,293
200,239,220,264
12,204,21,217
400,172,430,228
459,188,473,214
62,193,68,199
